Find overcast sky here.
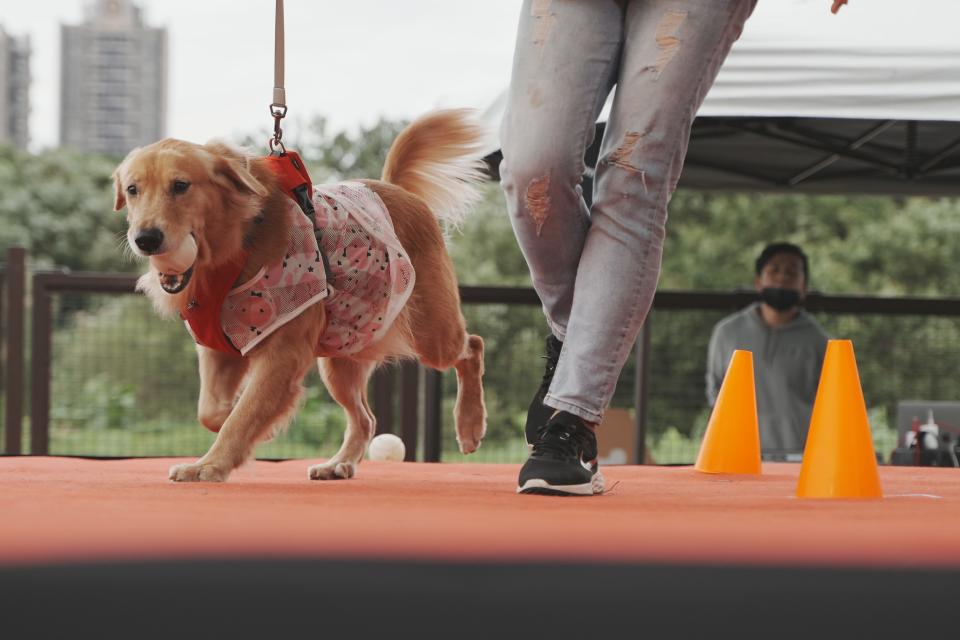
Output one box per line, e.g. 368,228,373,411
5,1,520,151
2,0,948,152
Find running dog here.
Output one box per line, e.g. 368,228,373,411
112,110,487,482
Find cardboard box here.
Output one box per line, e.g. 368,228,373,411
598,407,637,465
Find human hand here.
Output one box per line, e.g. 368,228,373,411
831,0,848,13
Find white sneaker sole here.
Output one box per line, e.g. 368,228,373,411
517,470,605,496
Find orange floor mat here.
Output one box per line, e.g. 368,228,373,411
2,457,959,568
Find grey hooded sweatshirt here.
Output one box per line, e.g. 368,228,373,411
706,302,829,454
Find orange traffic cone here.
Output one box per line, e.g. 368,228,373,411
796,340,882,499
695,350,761,475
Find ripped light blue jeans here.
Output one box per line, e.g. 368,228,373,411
500,0,757,423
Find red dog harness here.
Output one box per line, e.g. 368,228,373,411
181,153,415,358
181,152,316,355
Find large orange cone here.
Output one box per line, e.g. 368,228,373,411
695,350,761,474
796,340,882,499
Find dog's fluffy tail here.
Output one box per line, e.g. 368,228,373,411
381,109,487,227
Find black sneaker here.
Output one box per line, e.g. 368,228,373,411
518,410,605,496
526,334,563,446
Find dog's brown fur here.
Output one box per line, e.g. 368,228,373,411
113,110,487,482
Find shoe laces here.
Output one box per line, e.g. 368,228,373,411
532,418,593,460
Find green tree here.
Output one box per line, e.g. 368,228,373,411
661,192,960,296
0,145,131,272
294,116,409,182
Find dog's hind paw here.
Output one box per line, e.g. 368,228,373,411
169,462,228,482
454,409,487,455
308,461,356,481
457,437,482,455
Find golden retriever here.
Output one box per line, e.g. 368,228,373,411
112,110,487,482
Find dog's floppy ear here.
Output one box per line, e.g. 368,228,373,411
112,170,126,211
112,149,137,211
204,140,267,197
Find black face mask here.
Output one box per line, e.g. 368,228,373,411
760,287,801,312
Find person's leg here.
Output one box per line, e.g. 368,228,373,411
544,0,757,424
499,0,624,339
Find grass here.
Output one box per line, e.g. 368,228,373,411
46,421,536,463
44,423,698,464
49,421,340,459
39,404,901,465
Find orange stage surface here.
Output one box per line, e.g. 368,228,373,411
2,457,959,569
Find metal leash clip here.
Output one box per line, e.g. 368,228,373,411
269,103,287,154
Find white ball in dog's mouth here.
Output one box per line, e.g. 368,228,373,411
149,233,198,275
368,433,406,462
149,234,198,294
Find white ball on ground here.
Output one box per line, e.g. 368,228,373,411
368,433,406,462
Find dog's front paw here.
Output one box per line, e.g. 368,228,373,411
169,461,229,482
308,461,356,481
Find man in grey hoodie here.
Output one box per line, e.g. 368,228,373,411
706,243,829,457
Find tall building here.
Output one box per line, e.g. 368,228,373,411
60,0,167,156
0,27,31,149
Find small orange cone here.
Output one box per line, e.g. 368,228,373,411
695,350,761,475
796,340,883,499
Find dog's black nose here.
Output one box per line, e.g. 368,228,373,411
135,228,164,254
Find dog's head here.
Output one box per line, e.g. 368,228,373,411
113,139,268,292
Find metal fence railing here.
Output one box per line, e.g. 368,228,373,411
6,246,960,464
1,247,26,456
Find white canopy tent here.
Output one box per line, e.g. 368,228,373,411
481,0,960,195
